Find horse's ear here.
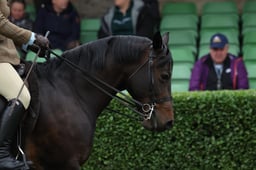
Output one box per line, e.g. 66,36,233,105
162,32,169,45
153,31,162,50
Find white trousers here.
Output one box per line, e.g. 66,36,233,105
0,63,31,109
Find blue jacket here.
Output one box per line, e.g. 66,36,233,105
189,54,249,91
34,2,80,51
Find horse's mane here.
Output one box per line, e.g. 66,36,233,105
36,35,152,77
66,35,152,70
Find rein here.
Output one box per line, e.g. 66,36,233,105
47,49,149,119
47,47,171,120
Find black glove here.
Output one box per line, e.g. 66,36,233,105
34,34,49,49
29,34,50,58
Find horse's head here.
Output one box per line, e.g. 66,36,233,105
126,32,174,132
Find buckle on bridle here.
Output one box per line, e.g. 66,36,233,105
142,103,156,120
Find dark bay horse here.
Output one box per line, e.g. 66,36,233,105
23,32,173,170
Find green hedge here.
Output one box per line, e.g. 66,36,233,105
82,90,256,170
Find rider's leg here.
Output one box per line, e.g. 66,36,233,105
0,63,31,170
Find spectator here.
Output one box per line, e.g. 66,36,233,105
8,0,34,59
98,0,160,39
9,0,33,30
189,33,249,91
34,0,80,51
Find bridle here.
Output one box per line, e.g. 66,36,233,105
127,46,172,120
47,46,172,120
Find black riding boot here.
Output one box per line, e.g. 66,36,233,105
0,99,26,170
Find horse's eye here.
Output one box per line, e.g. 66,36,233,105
161,73,170,81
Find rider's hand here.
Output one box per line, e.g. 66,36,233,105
28,34,50,58
34,34,49,49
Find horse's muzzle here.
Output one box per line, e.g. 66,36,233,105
142,117,174,132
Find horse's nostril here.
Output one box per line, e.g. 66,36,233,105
165,120,173,129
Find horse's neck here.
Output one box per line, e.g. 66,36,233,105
37,65,124,122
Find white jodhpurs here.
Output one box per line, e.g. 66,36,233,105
0,63,31,109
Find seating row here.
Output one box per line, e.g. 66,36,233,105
160,1,256,92
24,1,256,92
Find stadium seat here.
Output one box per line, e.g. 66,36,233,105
171,48,195,64
242,13,256,34
25,49,63,63
80,18,100,43
243,46,256,62
160,15,198,32
164,30,198,41
26,51,46,63
168,31,197,54
161,2,197,16
172,63,193,79
243,0,256,13
243,31,256,44
201,14,239,30
171,63,193,92
49,49,63,58
245,62,256,89
172,80,189,92
25,3,36,21
202,1,238,14
168,31,197,46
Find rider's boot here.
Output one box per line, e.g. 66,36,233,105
0,99,27,170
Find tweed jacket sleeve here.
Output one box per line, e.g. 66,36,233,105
0,9,31,46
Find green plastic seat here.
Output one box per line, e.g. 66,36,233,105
243,0,256,13
245,62,256,89
171,48,195,64
202,1,238,14
243,45,256,61
201,14,239,30
25,49,63,63
242,27,256,35
80,18,100,43
80,32,98,44
166,30,198,40
171,80,189,92
171,63,192,92
242,13,256,34
242,13,256,27
160,15,198,31
161,2,197,16
80,18,100,31
168,31,197,54
49,49,63,58
172,63,193,80
243,31,256,44
25,3,36,21
200,28,239,39
25,51,46,63
168,31,197,46
200,30,239,46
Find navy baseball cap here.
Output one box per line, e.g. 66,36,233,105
210,33,229,49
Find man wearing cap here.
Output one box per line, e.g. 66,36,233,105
189,33,249,91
